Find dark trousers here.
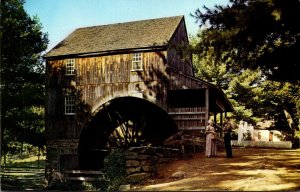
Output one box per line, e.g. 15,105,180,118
224,133,232,157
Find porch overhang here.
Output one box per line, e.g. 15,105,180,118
167,87,233,113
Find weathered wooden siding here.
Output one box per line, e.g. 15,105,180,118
76,51,169,112
46,51,170,140
45,51,209,161
46,59,81,140
168,107,207,130
167,71,209,130
168,71,208,90
167,19,193,76
45,50,174,173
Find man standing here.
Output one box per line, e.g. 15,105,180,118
223,117,233,158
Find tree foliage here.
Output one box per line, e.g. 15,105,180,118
192,0,300,146
193,0,300,82
1,0,48,159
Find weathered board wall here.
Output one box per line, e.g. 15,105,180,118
46,51,170,138
167,19,193,76
46,54,207,139
45,18,213,174
76,51,170,112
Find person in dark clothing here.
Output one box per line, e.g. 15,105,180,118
223,117,233,158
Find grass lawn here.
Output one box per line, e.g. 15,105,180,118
1,155,46,190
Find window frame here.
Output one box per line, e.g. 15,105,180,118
64,95,76,115
65,59,76,76
131,53,143,71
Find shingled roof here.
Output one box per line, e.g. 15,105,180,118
44,16,184,58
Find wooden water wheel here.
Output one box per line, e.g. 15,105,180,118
78,97,178,170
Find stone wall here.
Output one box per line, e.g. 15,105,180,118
125,146,182,183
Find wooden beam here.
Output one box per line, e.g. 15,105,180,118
221,113,223,126
214,106,217,124
220,112,223,138
163,130,183,145
216,98,225,111
205,88,209,127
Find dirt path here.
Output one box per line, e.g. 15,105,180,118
132,148,300,191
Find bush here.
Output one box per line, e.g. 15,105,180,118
231,131,238,140
242,130,252,141
102,148,127,191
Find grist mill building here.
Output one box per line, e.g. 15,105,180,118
44,16,233,177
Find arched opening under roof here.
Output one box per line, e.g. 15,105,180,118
78,96,178,170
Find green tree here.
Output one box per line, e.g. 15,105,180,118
191,36,231,89
259,81,300,139
191,35,261,123
1,0,48,164
193,0,300,82
226,69,263,123
192,0,300,147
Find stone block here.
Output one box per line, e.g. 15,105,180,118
125,151,138,157
140,160,149,166
171,171,186,179
126,166,141,175
139,147,155,155
119,184,130,191
136,155,150,160
126,160,140,167
127,173,151,184
141,165,152,172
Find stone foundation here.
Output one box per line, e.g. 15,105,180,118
125,146,182,183
45,145,182,185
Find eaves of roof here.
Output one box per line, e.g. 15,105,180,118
44,16,184,59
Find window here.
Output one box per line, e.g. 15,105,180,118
269,132,273,141
66,59,75,75
65,95,75,115
131,53,143,70
258,132,261,140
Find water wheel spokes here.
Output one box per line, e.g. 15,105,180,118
107,110,144,148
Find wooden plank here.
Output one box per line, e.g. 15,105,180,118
178,126,205,130
65,177,97,181
172,118,206,121
168,112,206,115
163,130,183,145
63,170,104,175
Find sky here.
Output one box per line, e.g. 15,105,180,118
24,0,229,51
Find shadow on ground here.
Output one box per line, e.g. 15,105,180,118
1,167,45,190
1,148,299,191
132,148,300,191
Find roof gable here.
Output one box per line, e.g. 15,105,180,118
45,16,184,58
